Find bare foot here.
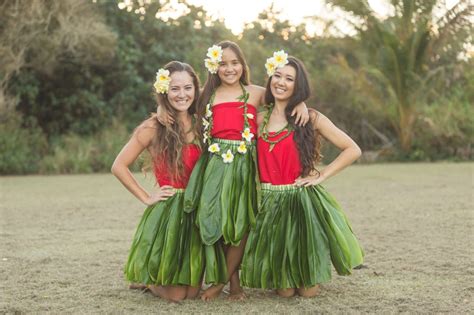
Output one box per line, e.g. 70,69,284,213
129,283,148,290
227,288,246,301
200,284,225,301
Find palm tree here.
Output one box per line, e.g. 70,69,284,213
328,0,472,152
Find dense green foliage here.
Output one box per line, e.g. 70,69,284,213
0,0,472,174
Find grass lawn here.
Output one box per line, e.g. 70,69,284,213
1,163,473,313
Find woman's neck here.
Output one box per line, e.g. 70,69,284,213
273,100,288,117
176,111,192,126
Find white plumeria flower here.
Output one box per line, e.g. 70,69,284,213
208,143,220,153
242,128,254,142
273,50,289,67
202,118,210,130
205,58,219,74
246,113,254,120
154,68,171,93
205,103,213,118
206,45,223,61
265,57,277,76
222,149,234,163
237,141,247,154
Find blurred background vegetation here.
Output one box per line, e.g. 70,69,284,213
0,0,472,174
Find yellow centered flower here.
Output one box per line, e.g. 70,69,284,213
242,127,254,142
206,45,223,62
237,141,247,154
273,50,289,66
205,58,219,74
154,68,171,94
208,143,220,153
265,57,277,76
222,149,234,163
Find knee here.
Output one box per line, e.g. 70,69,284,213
276,288,296,298
168,288,187,302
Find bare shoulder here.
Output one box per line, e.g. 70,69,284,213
133,118,158,146
246,84,265,96
309,109,331,130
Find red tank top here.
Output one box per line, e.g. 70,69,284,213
257,130,302,185
153,144,201,188
211,102,258,140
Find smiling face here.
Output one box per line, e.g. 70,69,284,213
270,65,296,102
217,48,243,86
167,71,195,112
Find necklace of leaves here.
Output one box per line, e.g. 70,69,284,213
202,82,254,163
260,103,294,152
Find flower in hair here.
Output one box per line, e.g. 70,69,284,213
153,68,171,94
265,50,289,76
204,45,223,73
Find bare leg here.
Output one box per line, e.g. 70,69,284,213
276,288,296,298
227,271,246,301
201,234,248,301
297,285,320,298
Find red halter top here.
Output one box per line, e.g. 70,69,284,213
211,102,258,140
257,130,302,185
153,144,201,188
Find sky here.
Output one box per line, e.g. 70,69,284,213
185,0,461,35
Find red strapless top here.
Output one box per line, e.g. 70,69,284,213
257,130,302,185
153,144,201,188
211,102,258,140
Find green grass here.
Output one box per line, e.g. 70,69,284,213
1,163,473,313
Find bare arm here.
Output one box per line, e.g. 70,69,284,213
296,111,361,186
111,122,175,205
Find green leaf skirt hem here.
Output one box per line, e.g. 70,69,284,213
124,190,204,287
184,138,259,247
241,183,364,289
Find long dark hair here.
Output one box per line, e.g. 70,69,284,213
146,61,201,182
197,40,250,116
264,56,322,177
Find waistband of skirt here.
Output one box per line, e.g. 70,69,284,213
159,187,185,193
212,137,256,146
261,183,300,191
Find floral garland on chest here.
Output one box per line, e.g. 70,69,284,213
201,83,255,163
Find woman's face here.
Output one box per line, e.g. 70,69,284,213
270,65,296,102
217,48,243,86
167,71,195,112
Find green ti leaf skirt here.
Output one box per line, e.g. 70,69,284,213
124,189,204,287
241,183,364,289
184,138,258,246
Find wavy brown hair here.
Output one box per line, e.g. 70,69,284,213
264,56,322,177
197,40,250,118
145,61,201,182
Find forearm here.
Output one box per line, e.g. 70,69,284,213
111,164,150,205
320,146,361,180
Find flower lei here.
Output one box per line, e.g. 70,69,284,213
153,68,171,94
265,50,289,76
260,104,294,152
202,83,254,163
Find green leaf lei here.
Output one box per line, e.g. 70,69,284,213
260,104,294,152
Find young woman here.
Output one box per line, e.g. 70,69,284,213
111,61,204,302
241,55,364,297
182,41,310,301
